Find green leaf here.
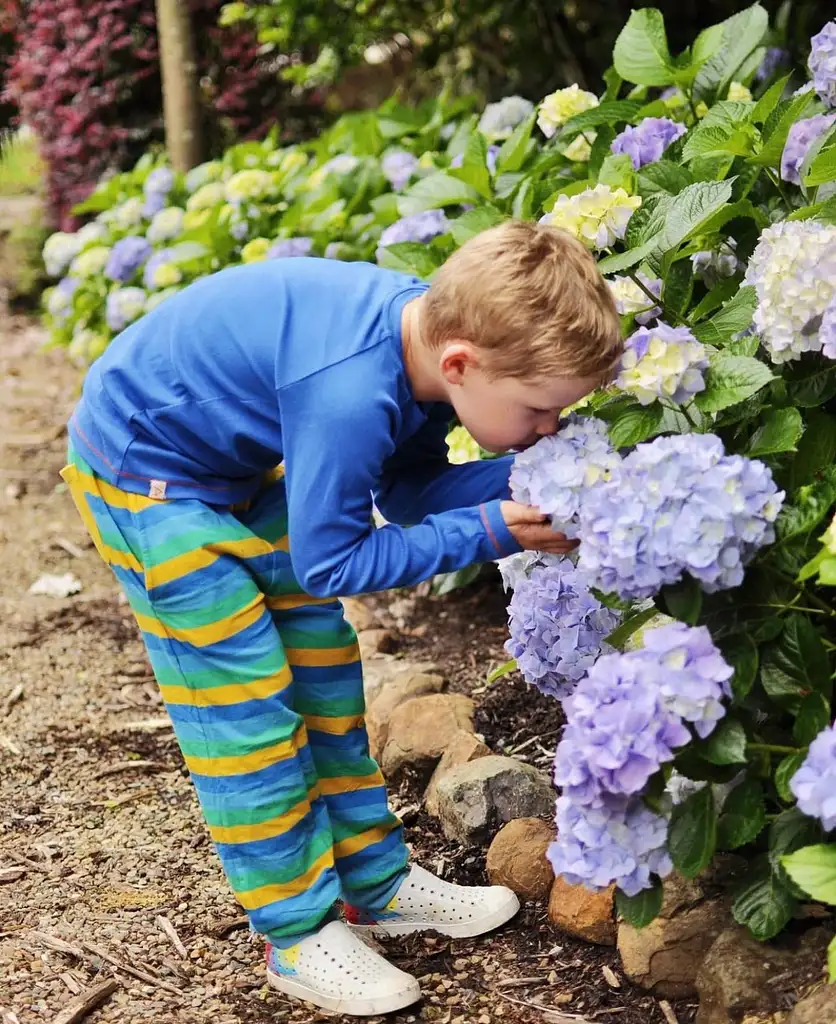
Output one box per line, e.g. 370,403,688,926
560,101,644,140
637,160,694,198
449,133,492,198
787,194,836,224
782,845,836,905
663,259,694,319
693,5,769,102
784,358,836,409
806,143,836,188
398,173,481,215
376,242,443,277
770,808,823,874
777,466,836,542
605,606,660,650
608,405,664,448
761,613,831,713
487,658,517,684
791,411,836,490
690,276,742,322
717,777,767,849
662,576,702,626
616,879,663,928
746,407,804,457
753,89,816,167
682,123,757,162
449,206,506,246
775,753,807,802
431,564,483,595
828,936,836,983
732,858,797,940
751,75,791,126
669,786,717,878
720,633,758,703
702,718,749,766
658,179,735,251
692,285,756,346
596,237,660,275
613,10,675,87
793,691,831,746
598,154,635,194
694,354,773,413
495,112,537,175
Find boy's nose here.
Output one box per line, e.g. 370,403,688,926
537,413,560,436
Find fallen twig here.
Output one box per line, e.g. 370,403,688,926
3,685,23,716
658,1001,679,1024
115,718,172,732
4,850,49,874
50,978,118,1024
494,989,595,1023
58,972,82,995
209,914,249,938
0,734,21,755
52,537,85,559
494,976,549,989
0,867,25,884
602,965,621,989
156,915,188,958
93,760,161,779
101,787,156,808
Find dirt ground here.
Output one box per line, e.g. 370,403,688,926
0,315,700,1024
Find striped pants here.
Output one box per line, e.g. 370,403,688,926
61,446,409,945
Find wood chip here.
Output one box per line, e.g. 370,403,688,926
50,978,118,1024
3,684,23,715
602,965,621,989
658,1000,679,1024
156,915,188,958
102,787,156,808
209,914,249,938
58,972,82,995
0,733,21,755
52,537,85,559
0,867,26,884
93,760,161,779
116,718,172,732
5,850,49,873
79,939,182,996
494,976,549,989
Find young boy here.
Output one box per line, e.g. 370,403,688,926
62,220,621,1016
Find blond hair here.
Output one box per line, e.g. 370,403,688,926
422,220,622,381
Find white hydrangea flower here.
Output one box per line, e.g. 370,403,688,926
616,323,709,406
478,96,535,140
744,220,836,363
607,273,662,324
76,222,107,248
43,232,83,277
540,184,641,249
112,197,145,229
70,245,111,279
147,207,185,244
562,132,596,162
537,85,599,139
727,81,753,102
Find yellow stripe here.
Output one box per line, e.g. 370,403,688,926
144,536,281,589
303,713,365,736
133,593,266,646
184,732,303,777
159,665,293,708
319,771,384,797
237,847,333,910
208,787,321,845
284,644,359,667
61,467,144,572
63,463,159,511
333,822,397,860
265,593,336,610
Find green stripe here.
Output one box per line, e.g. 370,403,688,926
279,626,356,650
330,813,399,844
240,512,287,545
295,694,364,717
138,522,253,566
179,721,301,759
314,756,380,781
149,651,288,690
132,581,261,630
202,783,311,828
228,829,333,892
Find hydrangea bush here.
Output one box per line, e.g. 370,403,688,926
38,6,836,964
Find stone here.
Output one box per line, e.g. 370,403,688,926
486,818,554,901
367,671,447,762
435,755,554,847
380,693,475,779
362,658,438,709
424,731,491,817
357,628,399,660
788,984,836,1024
695,926,795,1024
343,596,377,634
617,872,734,998
548,877,616,946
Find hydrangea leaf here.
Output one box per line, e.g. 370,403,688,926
692,4,769,102
662,576,702,626
495,112,537,174
607,404,664,448
719,633,758,703
449,206,506,246
596,237,660,275
804,141,836,189
598,154,635,194
784,359,836,409
376,241,443,277
605,606,660,651
769,808,823,877
397,173,481,215
753,89,816,167
732,856,797,940
829,936,836,983
658,179,735,252
781,844,836,905
777,466,836,541
615,878,663,928
774,753,807,803
560,100,644,140
761,613,831,709
717,778,766,848
694,354,773,413
669,785,717,877
751,74,792,126
745,407,804,457
700,717,748,766
613,9,676,87
793,692,831,747
448,132,492,198
637,160,694,198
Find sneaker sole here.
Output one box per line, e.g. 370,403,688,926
350,892,521,939
266,968,421,1016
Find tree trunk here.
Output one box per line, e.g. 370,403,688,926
155,0,204,172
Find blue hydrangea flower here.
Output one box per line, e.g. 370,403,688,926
376,210,449,261
547,793,672,896
504,560,622,700
106,287,148,332
809,20,836,107
382,150,418,191
145,167,174,197
105,236,152,283
267,237,313,259
46,276,79,319
616,322,708,406
791,723,836,830
578,433,785,599
509,415,619,538
477,96,534,140
755,47,788,83
143,191,166,218
781,113,836,184
450,145,501,174
691,239,739,288
821,296,836,360
143,249,177,290
611,117,686,169
607,273,662,325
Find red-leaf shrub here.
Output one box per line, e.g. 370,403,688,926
4,0,290,229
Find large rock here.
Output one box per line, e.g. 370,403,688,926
343,597,377,634
367,670,446,761
435,755,554,847
789,984,836,1024
487,818,554,901
362,658,439,709
695,926,795,1024
380,693,475,779
424,730,490,817
358,628,398,660
618,872,733,998
549,877,616,946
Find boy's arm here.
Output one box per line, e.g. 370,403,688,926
373,403,514,525
280,382,521,599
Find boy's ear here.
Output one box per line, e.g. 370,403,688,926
439,341,480,386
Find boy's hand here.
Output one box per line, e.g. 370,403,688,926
500,501,580,555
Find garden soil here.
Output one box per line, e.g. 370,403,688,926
0,310,707,1024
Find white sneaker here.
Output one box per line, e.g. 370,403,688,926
265,920,421,1016
345,864,520,939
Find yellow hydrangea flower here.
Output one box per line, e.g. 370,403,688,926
562,132,595,162
541,184,641,249
241,238,271,263
537,85,599,139
187,183,226,212
727,81,753,102
445,425,481,465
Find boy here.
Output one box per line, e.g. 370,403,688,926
62,220,621,1016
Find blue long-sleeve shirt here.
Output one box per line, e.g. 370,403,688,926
70,258,521,596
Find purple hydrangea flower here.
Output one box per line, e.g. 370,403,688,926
755,47,788,84
105,236,152,283
450,144,501,174
548,793,672,896
478,96,534,140
617,322,709,406
146,168,174,197
791,723,836,830
608,273,663,325
382,150,418,191
267,237,313,259
504,561,622,700
509,415,619,538
106,286,147,333
822,296,836,360
781,113,836,184
143,249,173,290
611,117,687,169
46,276,79,319
376,209,449,261
691,239,739,288
143,191,167,218
578,433,785,599
809,20,836,108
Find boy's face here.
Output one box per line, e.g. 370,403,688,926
440,344,602,453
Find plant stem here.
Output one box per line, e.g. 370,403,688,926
627,271,685,328
747,743,800,755
765,167,791,208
